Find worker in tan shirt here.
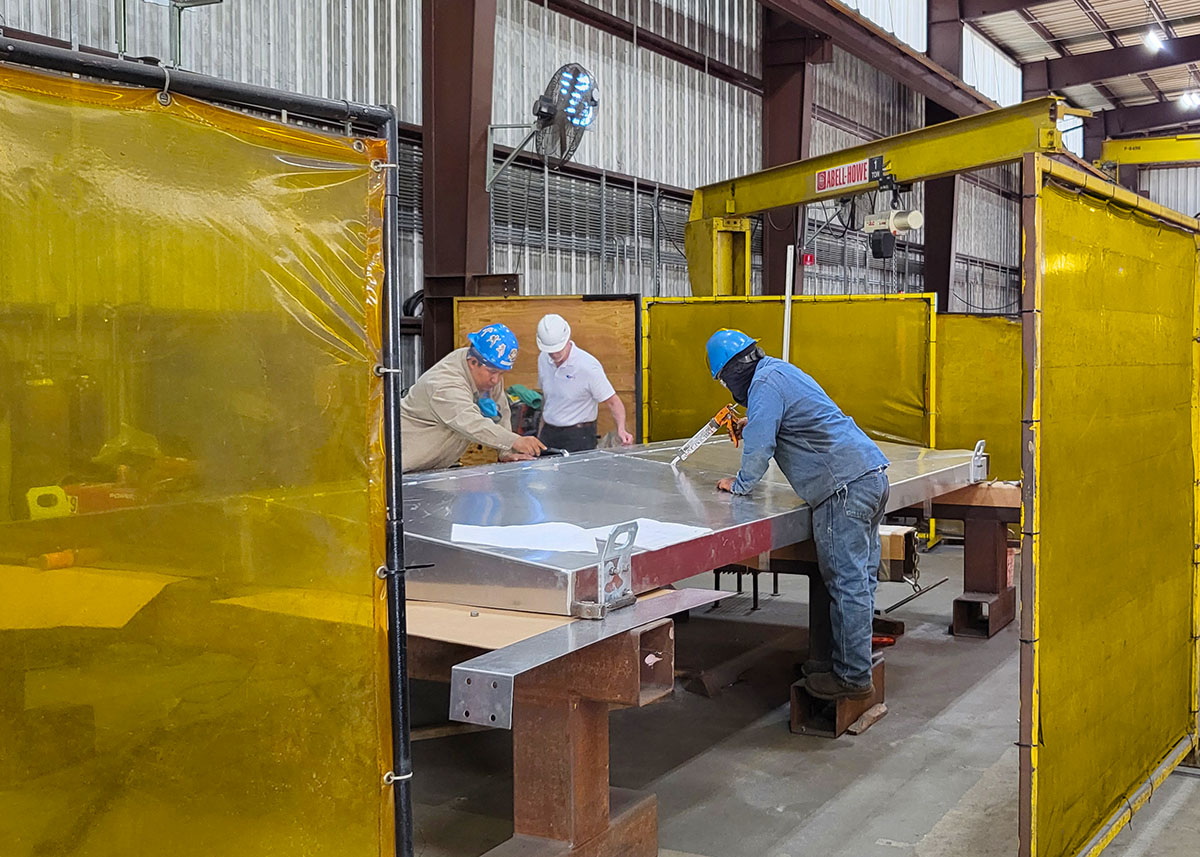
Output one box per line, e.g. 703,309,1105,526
400,323,546,473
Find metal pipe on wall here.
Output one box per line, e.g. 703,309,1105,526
782,243,795,359
114,0,127,55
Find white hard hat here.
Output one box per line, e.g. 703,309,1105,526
536,313,571,352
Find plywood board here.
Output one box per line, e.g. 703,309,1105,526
455,296,639,438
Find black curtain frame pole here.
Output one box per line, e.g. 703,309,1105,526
381,110,416,857
0,33,415,857
0,34,393,130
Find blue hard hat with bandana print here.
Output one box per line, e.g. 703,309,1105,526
467,323,520,371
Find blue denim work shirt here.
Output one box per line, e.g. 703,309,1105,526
730,357,889,504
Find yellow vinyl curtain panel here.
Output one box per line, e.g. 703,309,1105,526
935,314,1022,481
642,295,932,448
1026,179,1198,857
0,65,390,856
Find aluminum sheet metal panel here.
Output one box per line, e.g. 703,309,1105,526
1022,168,1199,857
403,439,976,615
642,295,933,448
0,65,389,857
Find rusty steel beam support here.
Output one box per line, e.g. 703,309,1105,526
761,13,830,296
762,0,995,117
1072,0,1165,102
1087,100,1200,141
925,0,964,312
484,622,674,857
421,0,497,366
1023,32,1200,95
961,0,1056,17
1082,114,1104,164
928,0,964,76
929,485,1020,638
527,0,761,94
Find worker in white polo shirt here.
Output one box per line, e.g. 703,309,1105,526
536,313,633,452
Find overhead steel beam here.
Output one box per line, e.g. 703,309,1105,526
1023,32,1200,94
1088,100,1200,140
926,0,965,313
421,0,497,366
961,0,1058,18
761,0,996,117
1070,0,1165,103
929,0,965,74
762,12,831,296
691,97,1075,220
530,0,762,94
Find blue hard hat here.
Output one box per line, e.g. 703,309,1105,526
467,323,519,371
705,329,758,379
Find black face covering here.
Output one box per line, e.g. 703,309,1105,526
720,349,761,406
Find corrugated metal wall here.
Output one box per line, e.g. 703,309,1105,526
493,0,761,188
813,47,926,142
0,0,422,121
1141,167,1200,218
4,0,1023,368
836,0,927,52
962,25,1021,107
580,0,761,76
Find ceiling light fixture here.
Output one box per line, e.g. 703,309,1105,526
1181,92,1200,110
1144,30,1165,52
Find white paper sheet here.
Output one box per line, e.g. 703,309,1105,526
450,518,713,554
584,518,713,551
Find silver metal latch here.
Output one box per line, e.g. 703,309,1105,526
572,521,638,619
969,440,989,483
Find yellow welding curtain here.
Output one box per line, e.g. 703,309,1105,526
1027,179,1198,857
0,66,390,856
936,314,1022,481
644,296,931,446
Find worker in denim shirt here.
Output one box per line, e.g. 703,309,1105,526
707,329,889,701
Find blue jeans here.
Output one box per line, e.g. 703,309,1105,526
811,467,889,686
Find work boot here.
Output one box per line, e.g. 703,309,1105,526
799,659,832,678
805,671,873,701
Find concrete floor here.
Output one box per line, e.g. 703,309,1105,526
410,545,1200,857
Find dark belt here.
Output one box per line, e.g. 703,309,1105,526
539,420,598,453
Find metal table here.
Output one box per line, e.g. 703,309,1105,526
404,438,981,617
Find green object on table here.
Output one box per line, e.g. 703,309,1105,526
506,384,543,410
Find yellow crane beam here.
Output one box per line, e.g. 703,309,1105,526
1098,135,1200,168
689,97,1081,220
684,97,1085,296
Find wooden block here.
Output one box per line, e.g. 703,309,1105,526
846,702,888,735
790,657,886,738
879,524,915,563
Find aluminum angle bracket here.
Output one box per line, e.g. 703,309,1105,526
449,587,728,729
